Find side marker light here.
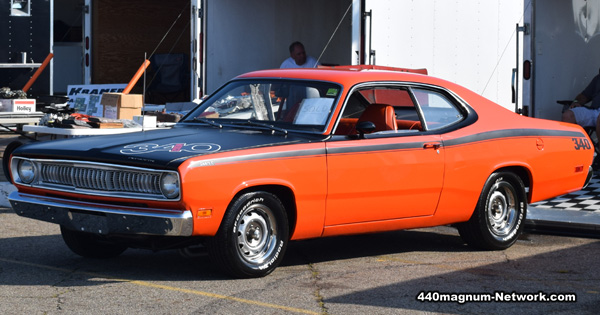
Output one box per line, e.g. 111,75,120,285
197,209,212,218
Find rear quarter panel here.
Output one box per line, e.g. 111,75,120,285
435,85,592,222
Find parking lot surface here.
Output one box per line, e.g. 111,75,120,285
1,207,599,314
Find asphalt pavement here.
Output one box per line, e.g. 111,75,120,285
2,215,598,314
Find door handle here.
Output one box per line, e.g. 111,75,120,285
423,142,442,150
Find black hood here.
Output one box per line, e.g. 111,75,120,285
14,125,327,169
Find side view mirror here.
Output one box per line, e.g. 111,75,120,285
356,121,376,138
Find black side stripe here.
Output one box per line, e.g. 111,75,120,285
328,129,586,155
189,128,585,167
189,148,327,168
327,142,423,154
443,129,585,147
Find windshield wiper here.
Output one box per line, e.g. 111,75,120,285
190,117,223,128
233,120,288,135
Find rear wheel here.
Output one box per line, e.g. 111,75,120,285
457,172,526,250
60,226,127,258
207,191,289,278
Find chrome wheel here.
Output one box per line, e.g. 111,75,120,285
457,172,526,250
486,183,518,238
235,204,278,266
207,191,289,278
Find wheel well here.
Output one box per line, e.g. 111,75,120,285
493,166,532,200
2,140,24,184
232,185,297,238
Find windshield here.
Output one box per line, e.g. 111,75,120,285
183,79,342,133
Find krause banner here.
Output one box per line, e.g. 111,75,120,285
67,84,127,116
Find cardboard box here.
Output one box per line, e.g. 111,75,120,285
103,105,117,119
100,93,143,108
0,99,11,112
101,93,142,120
133,115,157,128
0,99,36,112
103,105,141,120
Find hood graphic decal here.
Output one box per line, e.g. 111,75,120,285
121,143,222,154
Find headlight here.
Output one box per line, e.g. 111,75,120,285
160,173,180,199
17,159,36,184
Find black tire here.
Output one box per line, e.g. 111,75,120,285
2,140,23,184
207,191,289,278
60,226,127,259
457,172,527,250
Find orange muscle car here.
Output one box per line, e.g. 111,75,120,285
8,66,593,278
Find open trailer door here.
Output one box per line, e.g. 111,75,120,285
0,0,52,96
191,0,205,100
90,0,191,103
522,0,600,121
52,0,87,94
83,0,91,85
202,0,353,94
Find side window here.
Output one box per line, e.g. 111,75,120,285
342,92,368,118
335,86,423,135
412,88,464,130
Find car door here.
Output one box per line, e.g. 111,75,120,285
325,134,444,226
324,85,464,226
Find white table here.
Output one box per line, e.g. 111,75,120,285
0,112,44,137
23,125,148,136
21,124,169,140
0,112,43,125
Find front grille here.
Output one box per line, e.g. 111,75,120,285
40,164,163,194
13,158,180,201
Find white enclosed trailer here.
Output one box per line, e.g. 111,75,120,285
355,0,524,111
355,0,600,120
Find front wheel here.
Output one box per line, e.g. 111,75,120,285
457,172,527,250
60,226,127,258
207,191,289,278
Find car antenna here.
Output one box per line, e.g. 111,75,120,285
315,1,353,67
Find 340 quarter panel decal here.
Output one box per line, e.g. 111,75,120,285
572,137,592,150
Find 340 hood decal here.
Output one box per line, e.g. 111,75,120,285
120,143,222,154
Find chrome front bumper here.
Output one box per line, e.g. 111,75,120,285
8,191,193,236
